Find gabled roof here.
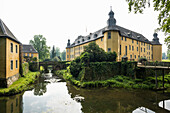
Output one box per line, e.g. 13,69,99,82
22,44,38,53
0,19,20,43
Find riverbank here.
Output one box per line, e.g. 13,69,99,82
55,69,170,90
0,71,40,96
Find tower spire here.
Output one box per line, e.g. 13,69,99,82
107,7,116,27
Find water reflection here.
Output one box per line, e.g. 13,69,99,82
0,71,170,113
159,99,170,111
133,107,155,113
67,82,170,113
0,93,23,113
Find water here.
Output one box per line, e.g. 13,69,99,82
0,71,170,113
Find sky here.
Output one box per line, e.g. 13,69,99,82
0,0,168,53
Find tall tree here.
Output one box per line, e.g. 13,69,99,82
55,47,61,57
29,35,50,60
51,45,56,59
61,50,66,61
167,50,170,60
126,0,170,49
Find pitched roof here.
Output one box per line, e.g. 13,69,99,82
67,25,152,48
22,44,38,53
0,19,20,43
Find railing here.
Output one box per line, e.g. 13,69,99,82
140,61,170,69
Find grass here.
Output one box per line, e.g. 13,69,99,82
55,69,170,90
0,71,40,96
162,59,170,62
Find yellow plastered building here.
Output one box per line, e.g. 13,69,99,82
66,10,162,62
22,44,39,62
0,19,21,87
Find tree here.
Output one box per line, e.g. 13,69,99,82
126,0,170,49
51,45,56,59
55,47,61,57
29,35,50,60
167,50,170,60
162,52,166,59
61,50,66,61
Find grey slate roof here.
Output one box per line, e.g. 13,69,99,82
67,25,154,48
22,44,38,53
0,19,20,43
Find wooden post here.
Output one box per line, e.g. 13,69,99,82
155,69,158,89
162,69,165,89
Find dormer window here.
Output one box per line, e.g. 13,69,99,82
82,39,84,42
94,34,98,38
78,41,80,43
88,37,91,40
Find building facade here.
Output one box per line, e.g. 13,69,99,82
22,44,39,62
0,19,21,87
66,10,162,61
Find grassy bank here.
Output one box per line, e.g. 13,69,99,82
0,71,40,96
55,70,170,89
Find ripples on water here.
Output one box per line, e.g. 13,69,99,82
0,71,169,113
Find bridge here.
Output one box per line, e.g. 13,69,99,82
39,61,68,72
137,61,170,90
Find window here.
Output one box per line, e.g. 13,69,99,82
16,98,18,107
24,53,26,56
108,48,111,52
108,32,111,39
138,55,140,58
121,37,123,40
144,48,145,52
129,45,131,50
120,45,121,55
135,55,136,59
27,53,29,57
16,60,18,68
82,39,84,42
16,45,18,53
144,43,145,46
67,49,69,52
125,46,127,55
141,47,142,52
130,55,132,59
141,42,143,45
149,52,150,55
11,43,13,52
137,41,138,44
88,37,91,40
137,47,138,51
11,103,13,113
101,38,103,41
31,54,33,57
11,60,13,70
132,39,134,43
149,45,150,50
67,55,69,58
125,37,127,41
132,46,134,51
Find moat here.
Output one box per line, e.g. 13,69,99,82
0,71,170,113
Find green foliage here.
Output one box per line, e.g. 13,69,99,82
55,47,61,57
167,50,170,60
0,72,40,96
106,51,117,62
61,50,66,61
51,45,56,59
70,61,82,78
56,69,170,90
22,63,29,76
29,35,50,60
126,0,170,49
29,62,39,72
